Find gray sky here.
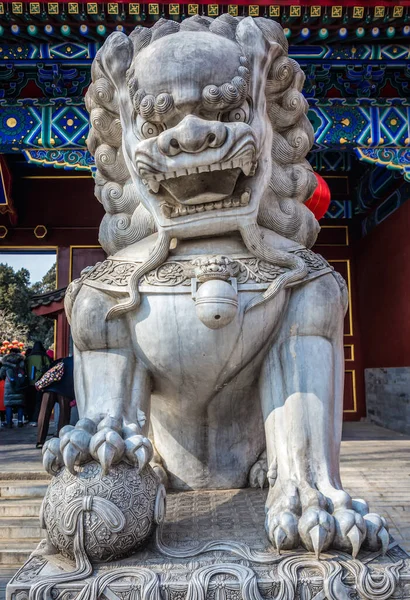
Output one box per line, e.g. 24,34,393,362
0,252,56,285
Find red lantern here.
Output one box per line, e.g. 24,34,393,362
304,172,331,221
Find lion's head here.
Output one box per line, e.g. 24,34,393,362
86,16,318,255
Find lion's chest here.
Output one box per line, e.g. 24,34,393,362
129,288,288,400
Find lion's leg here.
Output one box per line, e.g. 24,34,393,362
74,349,151,429
54,286,153,473
261,274,389,557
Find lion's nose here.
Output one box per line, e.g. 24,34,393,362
157,115,227,156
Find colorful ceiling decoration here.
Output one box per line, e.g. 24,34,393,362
23,148,94,170
1,43,409,63
1,98,409,153
0,4,409,231
0,2,410,46
2,44,410,102
355,148,410,182
310,99,410,149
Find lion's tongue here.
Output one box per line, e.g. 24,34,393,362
160,168,241,205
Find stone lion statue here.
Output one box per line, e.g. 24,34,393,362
58,16,387,559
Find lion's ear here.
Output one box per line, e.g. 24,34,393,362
236,17,282,72
97,31,133,92
236,17,281,110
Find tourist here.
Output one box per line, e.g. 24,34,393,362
25,341,51,426
0,346,28,428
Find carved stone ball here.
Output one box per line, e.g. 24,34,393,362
42,460,160,562
195,279,238,329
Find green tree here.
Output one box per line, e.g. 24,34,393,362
0,308,28,344
0,261,56,348
28,263,57,348
30,263,57,295
0,264,32,325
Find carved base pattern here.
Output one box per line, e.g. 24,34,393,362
7,489,410,600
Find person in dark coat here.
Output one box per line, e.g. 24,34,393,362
25,341,51,426
0,348,27,428
36,356,75,447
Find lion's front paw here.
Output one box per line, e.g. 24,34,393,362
265,481,390,558
43,416,153,476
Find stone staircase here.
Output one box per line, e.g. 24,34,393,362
0,477,49,600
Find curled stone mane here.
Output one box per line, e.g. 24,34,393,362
86,57,156,255
86,15,318,257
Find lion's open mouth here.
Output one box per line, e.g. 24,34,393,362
140,157,256,219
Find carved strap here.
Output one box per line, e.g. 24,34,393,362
62,495,125,536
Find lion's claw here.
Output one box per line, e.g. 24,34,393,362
334,509,366,558
59,419,96,474
298,508,335,559
124,434,153,470
60,428,93,475
42,437,64,475
249,451,268,489
266,510,299,553
364,513,390,554
89,428,125,474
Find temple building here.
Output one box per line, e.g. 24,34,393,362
0,0,409,430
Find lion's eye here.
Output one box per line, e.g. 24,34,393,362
141,121,161,138
222,103,250,124
227,108,246,122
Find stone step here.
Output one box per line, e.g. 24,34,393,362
0,500,42,518
0,518,44,540
0,541,39,566
0,481,49,499
0,472,50,482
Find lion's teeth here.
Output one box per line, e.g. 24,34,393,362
210,163,221,172
148,179,160,193
241,162,252,176
223,198,232,208
240,190,251,205
214,200,223,210
205,202,215,211
161,203,173,218
195,204,205,212
198,165,210,173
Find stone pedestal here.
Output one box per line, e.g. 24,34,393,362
7,489,410,600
